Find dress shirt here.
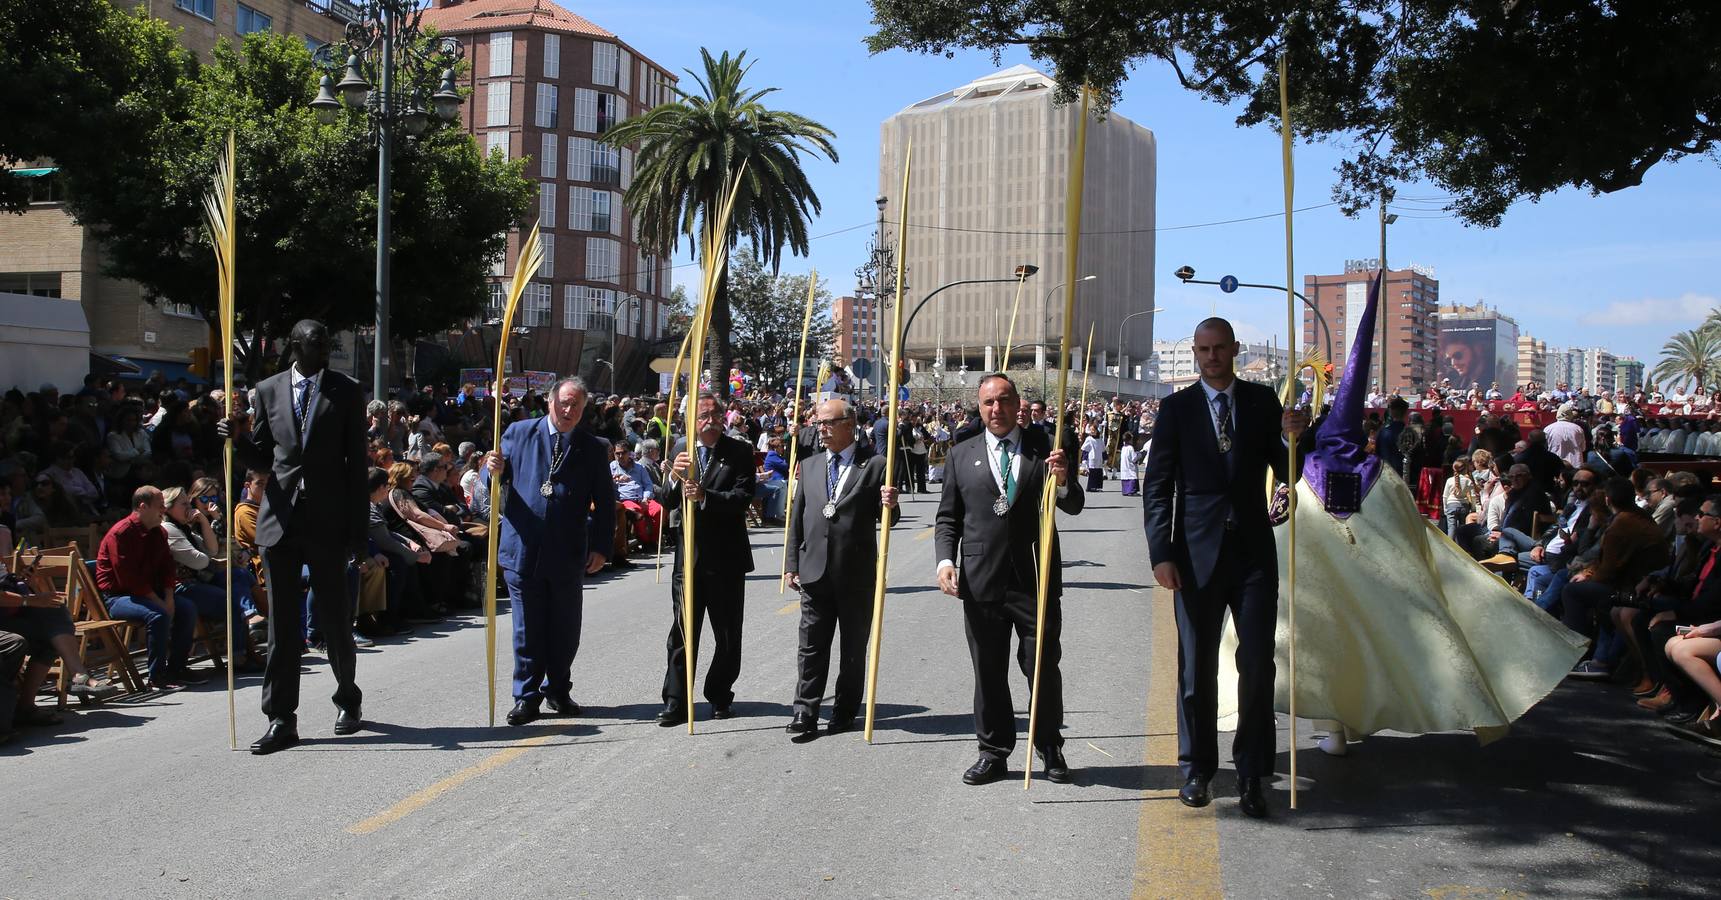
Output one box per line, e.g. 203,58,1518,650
937,426,1066,574
95,513,176,599
611,460,656,502
289,364,324,444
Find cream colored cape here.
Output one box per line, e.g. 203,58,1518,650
1217,468,1588,744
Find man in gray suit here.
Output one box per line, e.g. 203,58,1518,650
936,374,1084,785
783,397,899,739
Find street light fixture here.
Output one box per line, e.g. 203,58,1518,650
1171,264,1334,364
1114,306,1163,382
610,295,642,390
311,1,465,401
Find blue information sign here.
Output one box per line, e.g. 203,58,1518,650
1219,275,1239,293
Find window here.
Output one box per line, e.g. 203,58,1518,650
236,3,272,34
0,273,62,297
543,33,560,79
585,238,620,283
592,43,618,86
174,0,215,21
565,285,614,331
569,187,593,231
539,233,555,276
163,302,199,318
522,282,552,327
592,142,620,184
23,172,65,204
573,90,622,133
567,136,592,181
486,82,511,127
539,182,557,229
620,148,633,189
485,130,509,159
618,49,632,93
539,133,557,178
591,190,612,234
534,83,558,128
489,32,513,77
637,251,657,294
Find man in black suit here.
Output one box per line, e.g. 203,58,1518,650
1142,317,1309,817
654,392,757,725
783,397,899,738
220,319,369,755
935,374,1084,785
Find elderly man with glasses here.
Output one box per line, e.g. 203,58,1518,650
1519,465,1606,608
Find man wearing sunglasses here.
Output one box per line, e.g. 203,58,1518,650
1519,465,1605,610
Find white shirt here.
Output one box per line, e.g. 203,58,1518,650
1546,500,1586,556
824,442,859,502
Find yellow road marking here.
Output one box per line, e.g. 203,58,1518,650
776,601,799,615
1131,588,1221,899
346,727,570,835
914,527,934,541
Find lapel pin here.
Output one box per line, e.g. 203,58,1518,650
973,459,983,467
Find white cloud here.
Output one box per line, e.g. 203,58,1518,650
1578,293,1719,327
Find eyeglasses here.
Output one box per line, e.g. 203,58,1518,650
814,417,850,427
1701,511,1721,520
1571,479,1596,487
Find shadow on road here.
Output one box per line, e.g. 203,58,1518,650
282,718,606,752
0,706,154,755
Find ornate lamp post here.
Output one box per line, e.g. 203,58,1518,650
309,1,465,400
854,195,906,399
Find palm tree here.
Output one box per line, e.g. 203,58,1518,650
1652,327,1721,393
604,49,836,398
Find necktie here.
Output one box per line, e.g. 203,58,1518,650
1213,391,1235,451
828,454,841,500
997,438,1016,503
697,444,710,476
295,378,314,443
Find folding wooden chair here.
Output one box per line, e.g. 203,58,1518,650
61,548,143,701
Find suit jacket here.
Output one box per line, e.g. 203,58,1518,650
934,427,1084,603
496,418,615,580
652,434,756,575
785,445,900,589
1142,379,1305,589
232,367,368,551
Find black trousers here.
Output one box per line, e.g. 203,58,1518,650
662,560,746,711
793,580,873,719
261,536,360,722
963,587,1063,761
906,453,929,492
1561,579,1618,638
1175,531,1277,780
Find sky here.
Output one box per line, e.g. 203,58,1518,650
573,0,1721,371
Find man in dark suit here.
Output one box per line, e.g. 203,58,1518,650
654,392,757,725
783,397,899,738
484,377,613,725
221,319,370,755
1143,317,1309,817
936,374,1084,785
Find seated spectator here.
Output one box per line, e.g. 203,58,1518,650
1566,478,1672,680
387,462,468,611
754,437,790,525
1441,456,1478,537
159,486,262,672
32,470,90,529
96,486,207,689
1662,621,1721,742
1645,478,1677,536
611,442,661,550
1520,466,1603,611
364,467,427,629
2,551,123,730
1625,496,1721,714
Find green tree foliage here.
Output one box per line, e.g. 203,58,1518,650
1653,326,1721,393
866,1,1721,225
724,251,835,394
52,26,532,377
0,0,192,213
604,49,837,397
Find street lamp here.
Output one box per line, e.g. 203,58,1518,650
1173,264,1333,365
610,295,642,391
900,269,1040,360
1114,306,1163,383
311,2,465,401
855,194,904,399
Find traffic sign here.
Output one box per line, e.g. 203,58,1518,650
1219,275,1239,293
850,358,872,380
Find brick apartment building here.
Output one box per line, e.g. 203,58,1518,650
422,0,678,390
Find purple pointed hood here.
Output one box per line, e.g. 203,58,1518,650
1303,271,1383,517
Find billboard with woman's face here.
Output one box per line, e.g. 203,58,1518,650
1439,319,1517,391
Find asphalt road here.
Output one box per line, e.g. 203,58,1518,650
3,486,1716,899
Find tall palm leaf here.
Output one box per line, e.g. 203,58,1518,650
604,49,836,397
1652,328,1721,393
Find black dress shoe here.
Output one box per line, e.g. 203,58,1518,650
1238,776,1269,819
545,694,582,717
655,705,688,727
962,756,1008,785
1178,775,1212,808
506,700,541,726
710,704,735,720
786,712,818,735
250,719,299,755
1038,746,1072,784
334,706,363,736
168,667,209,685
825,715,855,735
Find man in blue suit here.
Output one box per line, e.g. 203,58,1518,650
484,377,614,726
